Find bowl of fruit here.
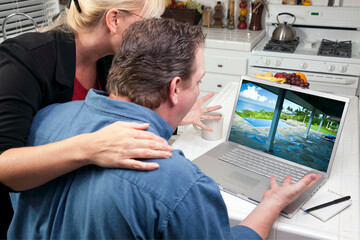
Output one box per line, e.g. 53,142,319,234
162,0,203,25
275,72,309,88
255,72,310,89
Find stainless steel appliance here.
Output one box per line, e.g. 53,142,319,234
249,4,360,96
271,12,297,41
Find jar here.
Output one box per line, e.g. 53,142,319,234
249,1,264,31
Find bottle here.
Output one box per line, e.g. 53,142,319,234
201,7,211,28
227,0,235,29
213,1,224,28
249,0,264,31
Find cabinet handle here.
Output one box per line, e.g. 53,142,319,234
217,64,223,68
217,84,222,88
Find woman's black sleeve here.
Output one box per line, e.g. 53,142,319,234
0,42,43,154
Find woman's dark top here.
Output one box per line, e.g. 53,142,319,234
0,29,113,191
0,28,112,239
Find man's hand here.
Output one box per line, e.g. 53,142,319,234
240,174,322,240
179,92,222,131
262,174,322,209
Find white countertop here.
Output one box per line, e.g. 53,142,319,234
202,28,266,52
172,82,360,240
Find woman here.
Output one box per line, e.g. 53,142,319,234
0,0,220,237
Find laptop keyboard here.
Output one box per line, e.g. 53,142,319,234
219,147,308,183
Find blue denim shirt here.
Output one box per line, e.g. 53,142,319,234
9,89,261,240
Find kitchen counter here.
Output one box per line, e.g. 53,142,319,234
172,82,359,240
202,28,265,52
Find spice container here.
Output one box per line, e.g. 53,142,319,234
249,0,264,31
213,1,224,28
227,0,235,29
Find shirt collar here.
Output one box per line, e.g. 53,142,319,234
84,89,174,140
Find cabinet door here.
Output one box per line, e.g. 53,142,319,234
204,48,249,76
199,72,241,98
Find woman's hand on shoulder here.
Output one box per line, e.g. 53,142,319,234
83,121,173,170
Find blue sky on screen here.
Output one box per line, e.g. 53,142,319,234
239,83,301,112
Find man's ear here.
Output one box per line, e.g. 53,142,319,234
168,77,182,105
105,8,121,34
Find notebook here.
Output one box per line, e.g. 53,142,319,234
301,189,352,222
193,76,350,218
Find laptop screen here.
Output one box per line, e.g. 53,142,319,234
228,79,347,173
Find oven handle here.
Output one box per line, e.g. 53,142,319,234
309,77,356,85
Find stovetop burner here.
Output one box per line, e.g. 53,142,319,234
317,39,352,58
263,37,299,53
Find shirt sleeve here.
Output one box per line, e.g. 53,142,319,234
0,41,43,154
162,175,262,240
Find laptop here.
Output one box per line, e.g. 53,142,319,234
193,76,350,218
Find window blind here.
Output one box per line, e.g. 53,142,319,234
0,0,59,42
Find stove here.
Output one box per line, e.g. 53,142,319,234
264,37,299,53
317,39,352,58
249,4,360,96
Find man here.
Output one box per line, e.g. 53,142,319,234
8,18,321,239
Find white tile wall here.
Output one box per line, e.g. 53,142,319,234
193,0,267,29
267,0,360,6
194,0,246,27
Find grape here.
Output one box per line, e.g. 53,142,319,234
290,80,295,85
295,79,301,86
295,75,300,80
300,83,305,88
291,73,296,77
286,74,292,79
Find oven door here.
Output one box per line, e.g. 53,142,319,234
248,66,359,96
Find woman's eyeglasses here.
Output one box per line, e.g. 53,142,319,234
67,0,82,13
119,10,144,19
66,2,143,19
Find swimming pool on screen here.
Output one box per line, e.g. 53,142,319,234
243,118,290,128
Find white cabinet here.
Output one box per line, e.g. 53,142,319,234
200,47,250,98
199,28,266,99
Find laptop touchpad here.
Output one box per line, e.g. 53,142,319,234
223,172,260,190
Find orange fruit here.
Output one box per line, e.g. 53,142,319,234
240,8,248,16
296,72,307,82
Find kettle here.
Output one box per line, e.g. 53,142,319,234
272,13,296,41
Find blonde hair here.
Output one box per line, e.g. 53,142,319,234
43,0,165,33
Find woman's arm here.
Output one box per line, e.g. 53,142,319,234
0,37,172,192
0,121,172,192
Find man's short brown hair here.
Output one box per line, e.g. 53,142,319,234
106,18,205,109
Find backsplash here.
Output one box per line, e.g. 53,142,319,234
192,0,360,28
194,0,253,28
